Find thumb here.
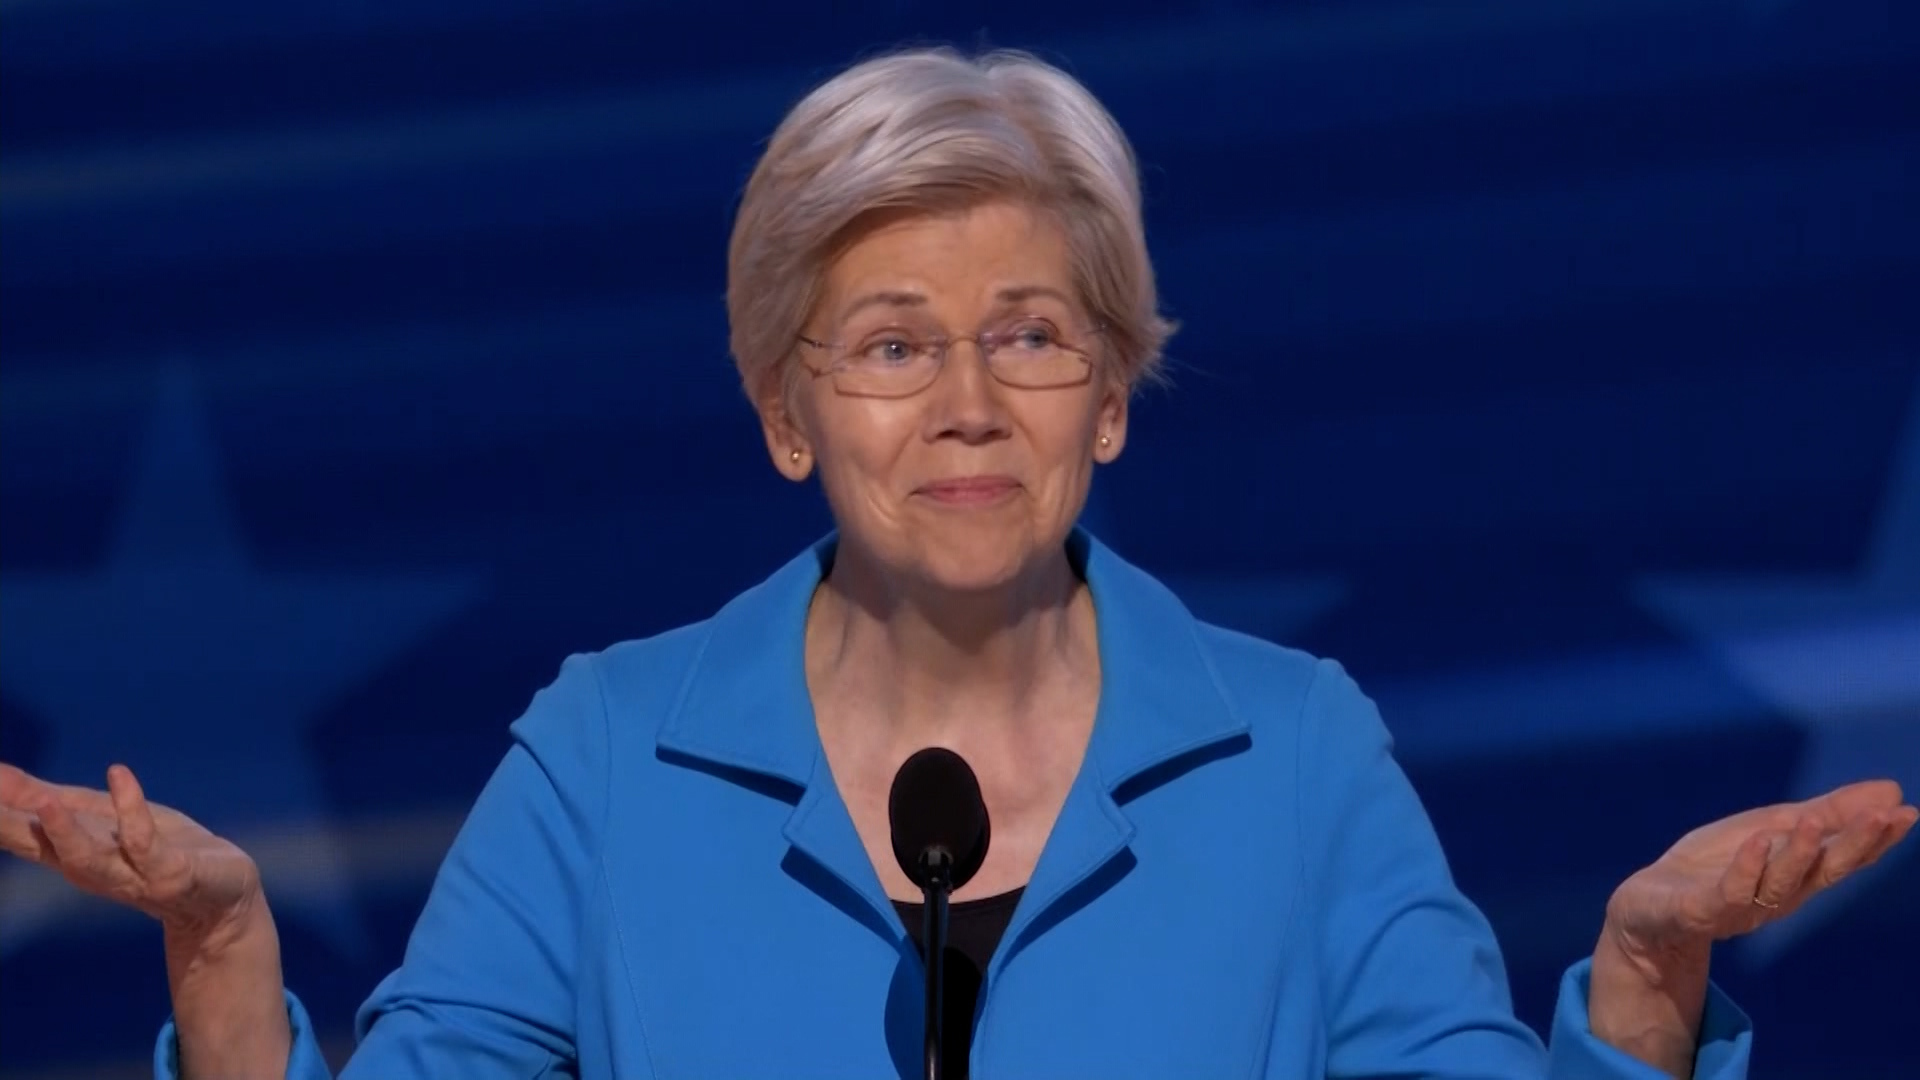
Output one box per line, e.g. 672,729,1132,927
106,765,163,873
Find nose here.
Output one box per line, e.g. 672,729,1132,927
923,338,1010,445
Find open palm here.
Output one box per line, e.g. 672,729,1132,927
0,762,261,938
1608,779,1915,958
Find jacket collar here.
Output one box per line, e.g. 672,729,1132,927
655,527,1250,795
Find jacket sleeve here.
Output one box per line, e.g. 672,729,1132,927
1299,658,1752,1079
153,652,615,1080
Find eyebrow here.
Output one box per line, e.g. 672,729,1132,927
837,284,1073,323
994,284,1073,308
838,290,927,322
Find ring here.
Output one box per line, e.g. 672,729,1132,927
1751,894,1780,910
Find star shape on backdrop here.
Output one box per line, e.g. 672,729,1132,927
1079,482,1347,649
1636,377,1920,968
0,367,485,958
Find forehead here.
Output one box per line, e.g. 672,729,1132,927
820,201,1074,315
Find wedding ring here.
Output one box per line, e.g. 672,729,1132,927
1751,894,1780,910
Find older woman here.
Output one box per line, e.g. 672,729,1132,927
0,47,1912,1080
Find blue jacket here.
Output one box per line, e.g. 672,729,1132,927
158,530,1750,1078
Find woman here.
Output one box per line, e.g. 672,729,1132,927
0,47,1912,1080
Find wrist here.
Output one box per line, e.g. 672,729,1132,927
163,888,276,981
1588,910,1712,1080
158,856,266,945
163,889,292,1080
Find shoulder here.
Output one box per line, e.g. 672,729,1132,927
1188,620,1324,711
589,620,719,718
1081,532,1394,784
516,618,718,744
1173,618,1401,821
1187,620,1388,750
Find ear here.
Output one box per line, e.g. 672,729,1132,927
1092,383,1130,464
756,389,814,482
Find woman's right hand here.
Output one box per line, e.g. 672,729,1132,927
1,761,293,1079
0,761,263,942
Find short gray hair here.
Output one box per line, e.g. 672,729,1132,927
726,47,1174,404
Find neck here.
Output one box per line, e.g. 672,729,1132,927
807,540,1096,748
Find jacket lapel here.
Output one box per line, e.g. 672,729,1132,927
654,538,905,943
654,529,1254,968
988,529,1251,978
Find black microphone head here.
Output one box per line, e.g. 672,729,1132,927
888,747,990,893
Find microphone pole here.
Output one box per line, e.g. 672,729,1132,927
919,847,954,1080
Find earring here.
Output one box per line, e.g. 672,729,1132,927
1098,434,1112,448
789,449,803,464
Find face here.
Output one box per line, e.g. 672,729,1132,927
760,200,1129,595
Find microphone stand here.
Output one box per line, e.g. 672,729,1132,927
918,847,954,1080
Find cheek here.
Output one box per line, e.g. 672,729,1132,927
1036,403,1105,461
810,405,920,491
1027,417,1103,496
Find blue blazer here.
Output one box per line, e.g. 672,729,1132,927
158,530,1751,1079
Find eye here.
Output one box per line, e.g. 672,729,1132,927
1004,321,1061,351
858,335,919,365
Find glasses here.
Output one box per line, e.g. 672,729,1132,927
796,316,1101,399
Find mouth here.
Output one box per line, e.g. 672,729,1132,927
915,475,1022,507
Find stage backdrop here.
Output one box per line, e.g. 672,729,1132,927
2,2,1915,1077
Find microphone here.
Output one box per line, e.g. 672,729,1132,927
888,747,990,1080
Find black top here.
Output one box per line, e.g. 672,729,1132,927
892,888,1025,1080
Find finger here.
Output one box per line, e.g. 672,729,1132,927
1810,810,1897,889
1805,779,1905,823
0,763,55,811
34,800,124,882
1846,806,1919,877
1892,804,1919,840
1754,815,1826,908
0,764,120,820
45,779,120,819
1719,829,1778,913
106,765,160,870
0,806,57,865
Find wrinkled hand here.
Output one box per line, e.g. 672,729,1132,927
1606,778,1915,967
1587,779,1914,1076
2,762,293,1076
0,761,263,942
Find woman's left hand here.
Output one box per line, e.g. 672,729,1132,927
1607,778,1914,964
1589,779,1915,1076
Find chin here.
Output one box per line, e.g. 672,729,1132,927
909,531,1058,596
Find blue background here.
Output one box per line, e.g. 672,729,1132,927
2,1,1916,1076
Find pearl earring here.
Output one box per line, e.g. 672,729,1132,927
789,449,803,464
1098,434,1112,448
